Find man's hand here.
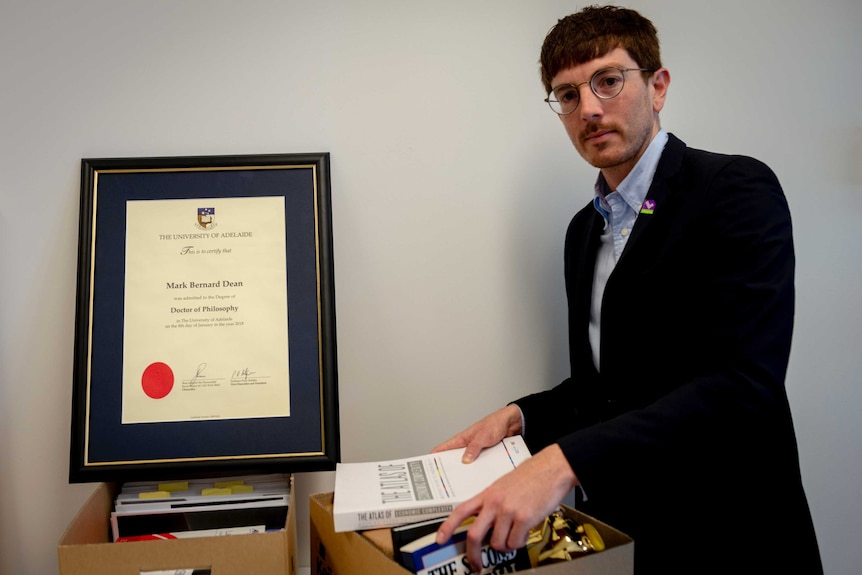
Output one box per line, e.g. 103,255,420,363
431,405,523,463
434,444,578,572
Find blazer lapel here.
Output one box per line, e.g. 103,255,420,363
616,133,687,265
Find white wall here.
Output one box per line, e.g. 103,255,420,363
1,1,859,573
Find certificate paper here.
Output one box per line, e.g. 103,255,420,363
122,196,290,424
71,153,339,483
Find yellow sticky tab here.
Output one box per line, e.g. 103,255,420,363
230,485,254,494
138,491,170,499
202,487,232,496
158,481,189,492
214,480,245,488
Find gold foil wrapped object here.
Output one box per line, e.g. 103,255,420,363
525,508,605,566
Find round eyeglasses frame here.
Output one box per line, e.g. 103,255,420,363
544,67,654,115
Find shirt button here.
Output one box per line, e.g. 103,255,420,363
621,228,630,236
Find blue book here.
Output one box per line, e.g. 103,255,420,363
399,521,471,573
391,517,448,567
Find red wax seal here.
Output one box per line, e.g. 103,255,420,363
142,362,174,399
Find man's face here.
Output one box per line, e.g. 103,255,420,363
550,47,668,188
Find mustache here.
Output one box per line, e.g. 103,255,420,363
581,125,617,139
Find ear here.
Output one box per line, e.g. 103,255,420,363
650,68,670,113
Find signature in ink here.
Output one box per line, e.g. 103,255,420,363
192,363,207,381
232,368,256,381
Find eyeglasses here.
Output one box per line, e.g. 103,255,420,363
545,67,653,115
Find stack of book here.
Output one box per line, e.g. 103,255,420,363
333,436,535,574
388,507,606,575
391,517,530,575
331,436,607,574
110,473,290,542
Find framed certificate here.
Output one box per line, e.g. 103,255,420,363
69,153,339,482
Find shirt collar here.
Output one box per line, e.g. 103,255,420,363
593,129,668,213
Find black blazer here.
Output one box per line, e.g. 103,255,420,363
515,134,821,574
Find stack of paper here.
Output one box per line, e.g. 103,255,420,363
110,474,290,542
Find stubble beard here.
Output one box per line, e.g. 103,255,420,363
576,120,654,172
576,129,633,170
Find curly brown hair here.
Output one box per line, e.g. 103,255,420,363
539,5,662,93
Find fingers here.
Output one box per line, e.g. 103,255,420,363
458,494,527,572
461,442,484,463
430,428,493,462
466,508,498,570
442,445,578,571
503,511,533,551
484,510,513,551
432,405,523,458
430,434,486,462
430,435,467,454
435,497,481,544
436,485,523,572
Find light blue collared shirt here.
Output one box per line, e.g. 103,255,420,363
592,129,668,261
589,130,668,371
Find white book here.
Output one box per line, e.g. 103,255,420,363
333,435,531,532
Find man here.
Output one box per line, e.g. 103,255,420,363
433,6,822,574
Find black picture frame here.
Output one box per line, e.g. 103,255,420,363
69,153,339,483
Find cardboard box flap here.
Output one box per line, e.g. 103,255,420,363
311,492,409,573
59,483,115,546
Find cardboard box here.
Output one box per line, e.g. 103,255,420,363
58,477,297,575
309,492,632,575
